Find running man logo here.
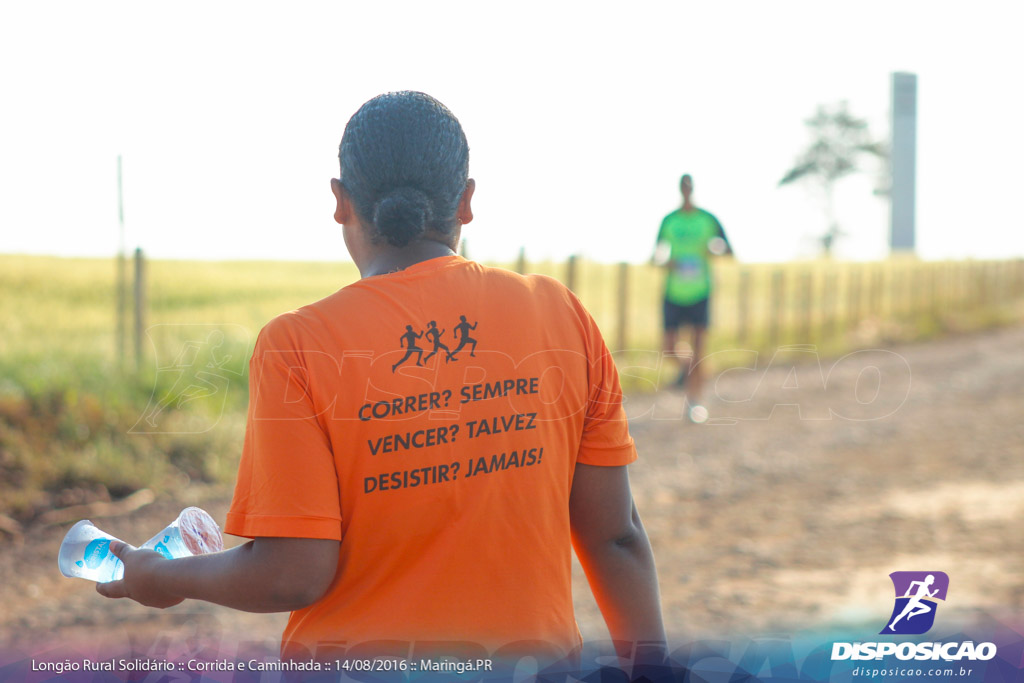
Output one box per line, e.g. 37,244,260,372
880,571,950,635
392,316,479,372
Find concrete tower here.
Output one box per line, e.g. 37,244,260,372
890,72,917,253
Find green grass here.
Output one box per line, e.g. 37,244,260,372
1,253,1021,521
0,255,359,521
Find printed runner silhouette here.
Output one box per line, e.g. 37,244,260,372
888,574,939,631
451,315,478,359
423,321,454,363
392,325,425,372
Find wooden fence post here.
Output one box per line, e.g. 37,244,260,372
912,265,925,318
901,265,909,317
890,267,901,318
964,262,972,308
972,262,980,306
873,265,885,319
976,262,987,306
823,270,837,341
115,155,127,371
978,261,985,306
133,247,146,372
965,262,973,308
972,262,980,307
947,262,955,311
116,252,127,370
907,265,916,318
1004,260,1014,303
953,262,962,310
954,262,962,309
737,268,750,346
769,269,784,348
1000,260,1011,304
566,254,578,293
799,269,813,343
847,266,861,329
901,266,911,318
616,262,628,351
866,265,874,321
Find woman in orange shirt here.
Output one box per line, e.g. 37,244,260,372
98,91,665,670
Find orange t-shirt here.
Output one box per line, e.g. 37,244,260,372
225,255,636,660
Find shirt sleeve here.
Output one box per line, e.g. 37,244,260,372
656,216,668,246
706,210,731,248
574,298,638,467
225,319,343,540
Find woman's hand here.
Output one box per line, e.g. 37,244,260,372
95,541,184,609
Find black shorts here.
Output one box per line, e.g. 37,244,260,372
663,297,709,330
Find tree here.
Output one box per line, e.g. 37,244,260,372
779,101,888,256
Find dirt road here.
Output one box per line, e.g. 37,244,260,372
3,326,1022,654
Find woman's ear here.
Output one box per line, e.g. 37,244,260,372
331,178,353,224
456,179,475,225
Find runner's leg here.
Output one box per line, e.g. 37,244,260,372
689,325,706,403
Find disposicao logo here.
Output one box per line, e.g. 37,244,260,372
831,571,997,663
880,571,949,635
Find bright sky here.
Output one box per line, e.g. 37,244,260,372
2,1,1022,265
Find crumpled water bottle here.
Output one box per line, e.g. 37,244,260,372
58,507,223,583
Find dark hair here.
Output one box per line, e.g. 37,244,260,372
339,91,470,248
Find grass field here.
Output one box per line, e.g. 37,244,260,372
0,256,360,520
1,253,1021,524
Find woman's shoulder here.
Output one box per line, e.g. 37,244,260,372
471,263,585,312
471,261,570,292
255,290,352,353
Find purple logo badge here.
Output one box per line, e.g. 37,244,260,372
880,571,949,635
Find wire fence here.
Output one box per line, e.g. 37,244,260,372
113,252,1024,371
513,254,1024,357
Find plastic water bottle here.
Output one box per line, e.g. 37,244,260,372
140,506,223,559
57,520,127,582
58,507,223,583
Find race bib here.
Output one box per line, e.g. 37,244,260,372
674,255,704,282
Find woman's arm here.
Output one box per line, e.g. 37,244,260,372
96,537,339,613
569,463,666,657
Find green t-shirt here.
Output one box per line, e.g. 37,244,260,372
656,208,726,305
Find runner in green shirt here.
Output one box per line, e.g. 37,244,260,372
653,174,732,423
